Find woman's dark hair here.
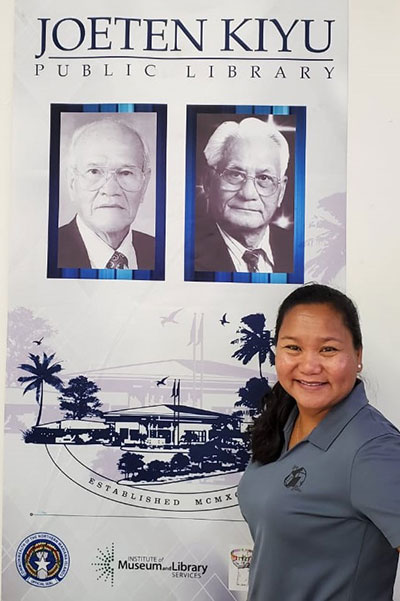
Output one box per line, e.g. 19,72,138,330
251,284,362,464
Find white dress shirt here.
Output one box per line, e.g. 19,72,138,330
217,225,275,273
76,216,138,269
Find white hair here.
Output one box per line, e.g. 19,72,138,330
68,118,150,172
204,117,289,178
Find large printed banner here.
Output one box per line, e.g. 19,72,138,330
3,1,348,599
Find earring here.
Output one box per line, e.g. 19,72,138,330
357,364,362,371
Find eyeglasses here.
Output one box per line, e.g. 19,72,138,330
74,166,145,192
213,167,283,196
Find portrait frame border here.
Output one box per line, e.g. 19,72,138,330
47,102,167,281
184,104,306,284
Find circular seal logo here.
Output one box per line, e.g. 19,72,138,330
15,532,70,587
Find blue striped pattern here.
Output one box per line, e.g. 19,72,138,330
288,106,306,284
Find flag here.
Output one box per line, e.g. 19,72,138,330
187,313,196,346
196,313,204,346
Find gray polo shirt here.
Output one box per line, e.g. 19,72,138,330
238,382,400,601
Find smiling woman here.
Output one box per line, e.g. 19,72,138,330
276,302,362,438
238,284,400,601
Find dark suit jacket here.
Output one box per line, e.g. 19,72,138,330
194,214,294,273
58,218,155,270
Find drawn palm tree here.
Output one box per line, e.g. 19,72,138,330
18,352,63,426
6,307,56,386
231,314,275,378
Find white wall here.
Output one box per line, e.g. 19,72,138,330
347,0,400,422
0,0,399,596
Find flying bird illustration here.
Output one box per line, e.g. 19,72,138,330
156,376,169,387
160,308,183,326
32,337,44,345
220,313,230,326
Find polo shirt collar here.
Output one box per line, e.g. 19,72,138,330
307,380,368,451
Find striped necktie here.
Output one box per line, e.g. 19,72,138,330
242,249,267,273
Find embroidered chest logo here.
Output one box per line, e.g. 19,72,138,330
284,465,307,492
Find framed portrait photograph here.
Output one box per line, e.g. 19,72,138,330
47,103,167,280
185,105,306,284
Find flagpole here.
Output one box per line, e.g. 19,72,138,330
192,312,197,406
198,313,204,408
171,378,177,446
177,378,181,445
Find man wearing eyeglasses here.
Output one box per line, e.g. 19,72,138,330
195,117,293,274
58,118,154,270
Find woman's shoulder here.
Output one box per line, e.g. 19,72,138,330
348,401,400,449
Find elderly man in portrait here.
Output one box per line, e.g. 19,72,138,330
195,117,293,273
58,119,155,270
